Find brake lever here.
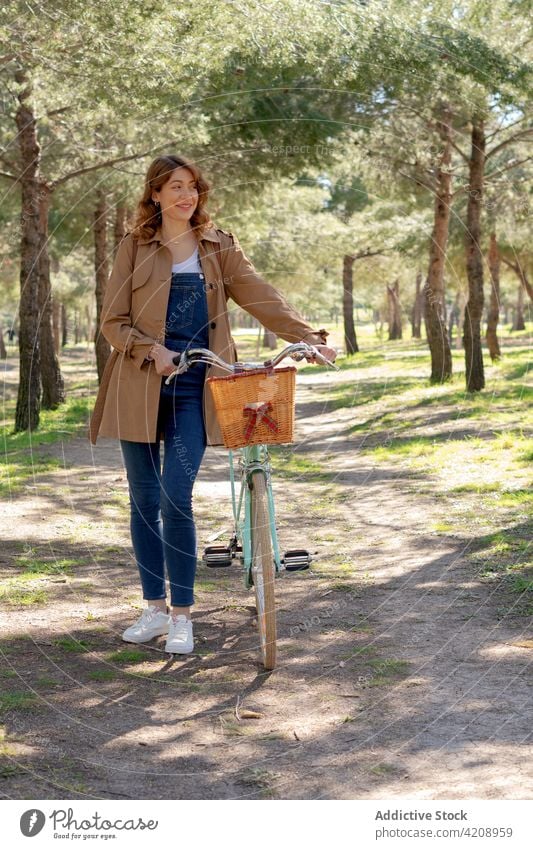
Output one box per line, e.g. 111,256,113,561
299,345,340,371
164,370,179,385
314,351,340,371
164,352,190,384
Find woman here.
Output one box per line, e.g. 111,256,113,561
89,154,337,656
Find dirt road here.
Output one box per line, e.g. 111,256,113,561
1,366,531,799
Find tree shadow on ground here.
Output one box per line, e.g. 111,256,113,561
1,510,531,799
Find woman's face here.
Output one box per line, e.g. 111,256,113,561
152,166,199,224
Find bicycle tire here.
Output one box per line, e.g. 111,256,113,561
250,470,277,670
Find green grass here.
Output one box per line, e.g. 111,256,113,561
88,669,117,681
459,515,532,613
53,637,91,653
271,447,331,480
366,659,411,687
369,762,399,775
340,345,531,439
0,692,38,713
0,390,90,495
510,575,533,593
0,584,49,606
328,581,360,593
195,580,220,593
105,649,148,664
14,550,77,577
348,346,531,523
0,547,81,608
340,644,378,661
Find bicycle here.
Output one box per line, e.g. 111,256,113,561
165,342,339,670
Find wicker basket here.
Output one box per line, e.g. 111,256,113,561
206,365,296,448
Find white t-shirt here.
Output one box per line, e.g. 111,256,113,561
171,246,203,275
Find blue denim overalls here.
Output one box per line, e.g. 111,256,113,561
119,264,210,608
160,268,210,396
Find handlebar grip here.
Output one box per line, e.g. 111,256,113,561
172,353,181,366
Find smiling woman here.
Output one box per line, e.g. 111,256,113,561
131,154,212,256
91,152,335,657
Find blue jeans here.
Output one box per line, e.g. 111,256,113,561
119,377,206,607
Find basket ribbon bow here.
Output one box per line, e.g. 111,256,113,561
243,401,278,441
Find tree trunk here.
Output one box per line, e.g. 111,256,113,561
411,271,422,338
423,105,453,383
262,328,277,349
39,182,65,409
114,203,129,254
52,296,61,355
387,279,402,339
343,254,358,354
94,190,111,382
512,282,525,331
85,303,92,344
448,292,459,346
486,232,501,360
14,68,42,433
502,257,533,305
0,327,6,359
456,291,466,349
463,119,486,392
61,303,68,347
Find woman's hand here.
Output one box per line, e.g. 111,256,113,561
305,343,337,364
147,343,178,376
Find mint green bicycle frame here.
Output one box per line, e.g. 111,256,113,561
228,444,282,590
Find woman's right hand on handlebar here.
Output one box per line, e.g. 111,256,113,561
304,343,337,364
148,343,178,376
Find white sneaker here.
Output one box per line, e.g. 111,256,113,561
165,614,194,654
122,605,171,643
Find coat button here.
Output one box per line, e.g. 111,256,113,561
210,321,216,329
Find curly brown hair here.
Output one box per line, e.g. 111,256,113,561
130,154,213,241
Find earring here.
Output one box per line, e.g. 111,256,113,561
154,199,160,207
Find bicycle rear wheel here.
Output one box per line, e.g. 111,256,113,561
250,470,277,670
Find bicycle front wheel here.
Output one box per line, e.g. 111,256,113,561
250,470,277,670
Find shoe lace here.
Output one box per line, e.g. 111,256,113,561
138,606,160,625
170,615,190,636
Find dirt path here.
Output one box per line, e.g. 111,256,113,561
1,367,531,800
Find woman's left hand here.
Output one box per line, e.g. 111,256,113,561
148,343,180,376
305,344,337,364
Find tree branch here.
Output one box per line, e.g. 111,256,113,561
485,156,533,182
485,115,526,142
45,105,74,118
449,137,469,162
502,256,533,302
51,147,156,188
486,127,533,160
349,249,387,261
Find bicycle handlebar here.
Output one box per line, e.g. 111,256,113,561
164,342,339,385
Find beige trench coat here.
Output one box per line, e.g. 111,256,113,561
88,224,329,447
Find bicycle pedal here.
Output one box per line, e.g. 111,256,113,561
283,549,312,571
203,546,233,568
